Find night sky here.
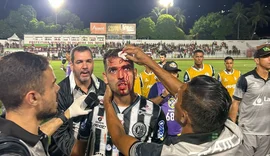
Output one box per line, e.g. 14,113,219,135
0,0,269,35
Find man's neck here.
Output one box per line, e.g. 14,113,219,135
225,69,233,73
113,92,137,107
194,64,203,69
6,111,40,135
75,78,92,93
256,66,269,80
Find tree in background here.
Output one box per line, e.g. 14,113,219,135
228,2,248,40
190,12,233,40
150,7,165,23
154,14,185,39
137,17,155,39
171,7,186,28
43,9,84,30
247,1,270,40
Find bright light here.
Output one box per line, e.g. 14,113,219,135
48,0,64,9
159,0,174,8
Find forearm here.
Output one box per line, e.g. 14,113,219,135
40,111,70,136
229,100,240,123
149,96,164,105
105,100,137,156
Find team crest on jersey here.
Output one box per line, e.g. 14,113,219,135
94,116,106,129
168,97,176,109
132,122,147,138
106,144,112,151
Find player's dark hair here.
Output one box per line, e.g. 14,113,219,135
103,48,134,71
224,56,234,62
182,75,231,133
160,51,167,57
0,52,49,111
193,49,204,55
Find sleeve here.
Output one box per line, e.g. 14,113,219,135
183,71,190,83
129,142,163,156
77,112,93,141
210,65,215,77
0,140,30,156
232,75,247,101
148,83,158,99
151,109,168,144
217,73,221,82
49,90,75,156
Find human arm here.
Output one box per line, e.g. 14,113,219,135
228,75,246,123
104,85,138,156
124,46,183,96
40,95,90,136
148,83,169,105
229,99,241,123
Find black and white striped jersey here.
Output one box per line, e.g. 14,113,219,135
78,95,167,156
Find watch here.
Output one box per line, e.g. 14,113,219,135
160,93,166,99
57,110,68,123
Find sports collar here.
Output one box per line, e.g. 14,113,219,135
0,117,44,147
171,126,223,145
69,72,100,94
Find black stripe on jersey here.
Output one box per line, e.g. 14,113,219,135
93,107,105,155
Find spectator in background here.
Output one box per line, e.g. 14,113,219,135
217,56,241,97
61,50,72,77
183,49,215,82
158,51,167,67
139,53,157,97
148,61,182,145
102,45,243,156
229,44,270,156
49,46,106,156
0,52,90,155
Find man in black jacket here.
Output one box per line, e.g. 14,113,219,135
49,46,106,156
0,52,91,156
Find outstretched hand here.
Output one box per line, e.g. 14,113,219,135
68,95,92,118
123,45,152,65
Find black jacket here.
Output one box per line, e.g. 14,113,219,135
49,74,106,156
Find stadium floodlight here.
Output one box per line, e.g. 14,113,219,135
159,0,174,14
48,0,64,25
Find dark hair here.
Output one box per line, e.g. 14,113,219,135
193,49,204,55
71,46,92,63
182,75,231,133
224,56,234,62
103,48,134,70
160,51,167,57
0,52,49,111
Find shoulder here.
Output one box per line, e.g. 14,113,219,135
0,136,30,156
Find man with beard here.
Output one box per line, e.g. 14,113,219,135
183,49,215,82
102,46,243,156
229,44,270,156
0,52,91,155
49,46,106,156
71,49,167,156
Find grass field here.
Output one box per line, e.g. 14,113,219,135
51,58,256,83
0,58,256,114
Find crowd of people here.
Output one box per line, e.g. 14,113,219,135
15,41,244,60
0,44,269,156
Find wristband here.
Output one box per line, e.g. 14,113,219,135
57,110,68,123
160,93,166,99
